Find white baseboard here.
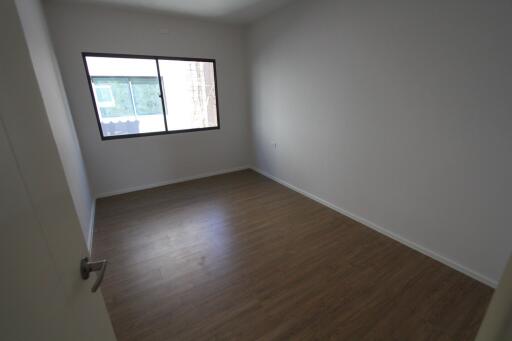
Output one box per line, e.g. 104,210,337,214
87,199,96,253
251,167,497,288
95,165,250,199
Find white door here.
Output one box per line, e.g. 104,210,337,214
0,1,116,340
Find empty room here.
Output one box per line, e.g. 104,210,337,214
1,0,511,340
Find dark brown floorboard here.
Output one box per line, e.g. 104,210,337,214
93,170,492,340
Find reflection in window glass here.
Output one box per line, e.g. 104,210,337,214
93,85,115,107
85,56,166,137
158,60,218,131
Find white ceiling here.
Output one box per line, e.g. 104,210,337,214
48,0,298,23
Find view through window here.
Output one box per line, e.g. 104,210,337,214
83,53,219,139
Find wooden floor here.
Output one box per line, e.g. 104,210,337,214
93,170,492,340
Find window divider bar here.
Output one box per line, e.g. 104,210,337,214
155,58,169,132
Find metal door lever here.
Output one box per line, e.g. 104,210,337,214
80,257,108,292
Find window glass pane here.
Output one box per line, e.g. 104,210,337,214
91,77,135,117
158,59,218,131
85,56,165,137
131,78,163,115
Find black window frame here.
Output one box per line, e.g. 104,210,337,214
82,52,221,141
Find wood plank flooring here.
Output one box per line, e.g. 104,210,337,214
93,170,492,340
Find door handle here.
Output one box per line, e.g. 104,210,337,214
80,257,108,293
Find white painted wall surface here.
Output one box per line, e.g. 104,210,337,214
248,0,512,285
16,0,94,247
44,2,251,197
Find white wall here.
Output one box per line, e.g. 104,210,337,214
44,1,251,197
15,0,94,247
249,0,512,286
